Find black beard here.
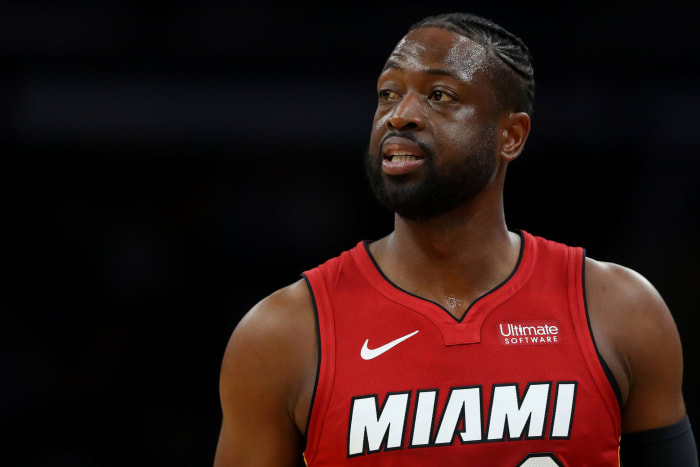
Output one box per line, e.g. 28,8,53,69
365,127,497,221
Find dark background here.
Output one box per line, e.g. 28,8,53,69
2,1,699,465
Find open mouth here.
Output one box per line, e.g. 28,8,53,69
381,148,426,175
381,136,426,162
380,137,427,174
385,152,423,163
383,150,425,163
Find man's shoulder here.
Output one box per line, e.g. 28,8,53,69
233,279,315,345
217,281,321,461
234,238,370,342
220,279,317,406
583,256,684,414
584,256,670,323
524,233,662,312
584,257,681,380
584,257,687,431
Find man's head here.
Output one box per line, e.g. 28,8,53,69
366,13,533,221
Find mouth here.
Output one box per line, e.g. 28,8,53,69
381,137,426,163
384,150,424,164
381,144,426,175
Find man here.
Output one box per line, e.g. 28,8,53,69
214,12,697,466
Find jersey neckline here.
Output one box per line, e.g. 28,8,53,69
353,230,538,345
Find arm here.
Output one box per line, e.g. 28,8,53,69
214,279,318,467
585,258,697,464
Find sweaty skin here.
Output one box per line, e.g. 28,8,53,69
214,27,687,466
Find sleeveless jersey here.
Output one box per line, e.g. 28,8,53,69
301,231,622,466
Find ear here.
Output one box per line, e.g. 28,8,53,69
498,112,531,162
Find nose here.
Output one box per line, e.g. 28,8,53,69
386,92,426,131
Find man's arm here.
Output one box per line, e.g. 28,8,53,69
214,279,318,467
586,258,697,464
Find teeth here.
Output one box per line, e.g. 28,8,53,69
391,155,417,162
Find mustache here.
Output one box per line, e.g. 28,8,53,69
379,131,434,158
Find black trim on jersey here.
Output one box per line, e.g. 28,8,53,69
301,274,322,453
347,391,412,458
432,385,484,446
485,382,553,442
549,381,578,440
408,388,440,448
581,250,624,408
515,453,564,467
363,230,525,323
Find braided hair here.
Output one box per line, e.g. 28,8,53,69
408,13,535,115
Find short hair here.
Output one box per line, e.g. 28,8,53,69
408,13,535,115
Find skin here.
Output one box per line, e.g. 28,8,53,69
214,27,687,466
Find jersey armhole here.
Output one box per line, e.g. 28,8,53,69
567,247,623,438
301,274,322,453
301,270,336,465
580,249,624,409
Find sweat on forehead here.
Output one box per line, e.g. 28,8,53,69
385,28,490,83
399,12,535,115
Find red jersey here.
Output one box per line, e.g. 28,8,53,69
302,231,622,466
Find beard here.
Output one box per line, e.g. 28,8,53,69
365,125,498,221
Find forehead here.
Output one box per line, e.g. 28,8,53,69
384,27,489,83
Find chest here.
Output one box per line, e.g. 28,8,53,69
302,236,621,466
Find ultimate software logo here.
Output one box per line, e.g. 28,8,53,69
499,320,561,346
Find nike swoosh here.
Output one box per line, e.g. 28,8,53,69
360,330,419,360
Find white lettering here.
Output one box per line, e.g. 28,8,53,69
435,387,482,444
411,390,437,446
498,321,560,345
348,381,578,456
348,393,409,456
487,383,551,440
551,383,577,437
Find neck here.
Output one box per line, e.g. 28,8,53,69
370,175,520,318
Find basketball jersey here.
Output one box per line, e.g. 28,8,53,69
301,230,622,466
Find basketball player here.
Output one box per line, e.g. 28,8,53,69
214,13,697,466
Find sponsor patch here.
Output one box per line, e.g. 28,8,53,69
498,320,561,346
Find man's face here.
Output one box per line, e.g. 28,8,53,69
367,27,501,221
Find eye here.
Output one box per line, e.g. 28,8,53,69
378,89,400,101
428,90,454,102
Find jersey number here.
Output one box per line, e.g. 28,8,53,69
516,453,563,467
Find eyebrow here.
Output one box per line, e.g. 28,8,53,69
382,60,463,82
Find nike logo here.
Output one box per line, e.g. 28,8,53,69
360,330,419,360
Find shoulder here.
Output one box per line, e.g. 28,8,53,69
584,257,678,348
215,281,318,463
585,257,672,319
232,278,315,343
222,278,316,382
219,279,317,422
584,257,686,431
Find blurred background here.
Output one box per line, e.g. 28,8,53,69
2,1,699,465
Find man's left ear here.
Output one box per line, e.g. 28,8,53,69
499,112,531,162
